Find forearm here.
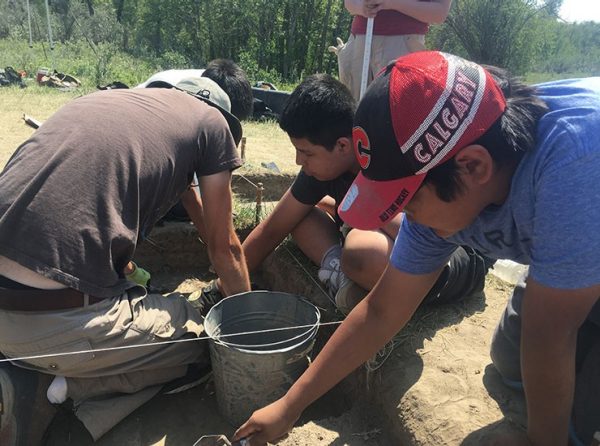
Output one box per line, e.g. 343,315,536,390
345,0,365,16
210,236,251,296
518,279,600,446
241,191,309,273
522,325,577,446
283,296,406,413
180,188,208,243
382,0,451,24
282,266,438,414
242,224,285,273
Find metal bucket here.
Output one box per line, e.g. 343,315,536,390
204,291,320,426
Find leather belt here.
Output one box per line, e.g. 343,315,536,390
0,287,106,312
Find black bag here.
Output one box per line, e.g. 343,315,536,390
0,67,26,88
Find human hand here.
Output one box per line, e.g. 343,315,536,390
345,0,383,17
232,398,301,446
124,261,151,287
328,37,345,55
363,0,386,17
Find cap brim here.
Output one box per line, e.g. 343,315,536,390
146,81,243,146
338,172,425,230
194,96,243,146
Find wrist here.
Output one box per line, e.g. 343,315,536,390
280,393,304,423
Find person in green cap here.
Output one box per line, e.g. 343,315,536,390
0,77,250,444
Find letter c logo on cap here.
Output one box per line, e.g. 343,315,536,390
353,126,371,169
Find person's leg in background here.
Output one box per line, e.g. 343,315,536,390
290,207,345,299
336,227,394,315
370,34,426,82
340,230,489,316
420,246,489,306
336,33,365,100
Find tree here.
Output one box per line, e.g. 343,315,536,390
439,0,563,73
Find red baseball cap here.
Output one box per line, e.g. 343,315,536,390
338,51,506,230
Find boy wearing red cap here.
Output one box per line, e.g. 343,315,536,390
234,52,600,446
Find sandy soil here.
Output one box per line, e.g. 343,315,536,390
84,222,526,446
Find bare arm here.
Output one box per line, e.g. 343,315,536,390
380,212,403,240
243,188,314,273
347,0,452,23
197,171,250,296
521,279,600,446
234,264,441,444
345,0,372,16
180,187,208,243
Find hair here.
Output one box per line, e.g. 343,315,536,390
202,59,253,121
279,74,356,151
423,65,550,202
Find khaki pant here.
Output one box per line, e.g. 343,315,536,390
0,286,207,440
337,33,425,100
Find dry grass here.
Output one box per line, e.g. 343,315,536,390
241,120,298,175
0,87,298,175
0,86,81,167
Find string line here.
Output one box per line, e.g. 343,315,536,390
0,321,342,364
235,173,259,190
282,244,336,307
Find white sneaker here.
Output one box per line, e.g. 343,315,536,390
318,258,348,298
334,280,367,315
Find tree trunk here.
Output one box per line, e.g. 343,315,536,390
315,0,333,73
283,0,298,79
115,0,125,23
84,0,94,16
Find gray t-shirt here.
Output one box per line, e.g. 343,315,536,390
0,88,242,297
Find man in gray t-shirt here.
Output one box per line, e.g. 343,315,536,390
0,79,250,443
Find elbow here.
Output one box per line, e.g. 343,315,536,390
424,6,451,25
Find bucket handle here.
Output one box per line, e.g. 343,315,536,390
286,348,313,365
213,325,318,350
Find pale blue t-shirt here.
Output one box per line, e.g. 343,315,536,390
391,78,600,290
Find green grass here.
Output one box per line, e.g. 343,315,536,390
0,38,297,92
0,38,158,89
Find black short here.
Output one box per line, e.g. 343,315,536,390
421,246,493,306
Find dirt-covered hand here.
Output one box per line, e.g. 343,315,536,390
232,398,300,446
